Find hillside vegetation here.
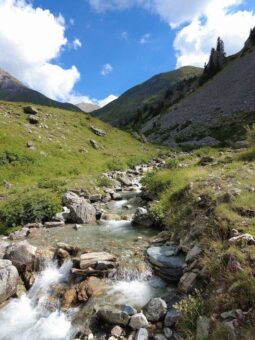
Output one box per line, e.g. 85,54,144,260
0,101,160,233
92,66,202,127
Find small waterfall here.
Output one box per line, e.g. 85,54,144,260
0,260,77,340
113,199,128,208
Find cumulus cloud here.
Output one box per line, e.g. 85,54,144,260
140,33,151,44
89,0,255,67
69,93,117,107
101,63,113,76
0,0,83,101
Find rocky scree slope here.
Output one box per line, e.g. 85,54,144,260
92,66,202,127
0,68,81,112
142,47,255,147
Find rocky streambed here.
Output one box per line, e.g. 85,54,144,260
0,159,195,340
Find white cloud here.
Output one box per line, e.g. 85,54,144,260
69,93,118,107
101,63,113,76
121,31,129,40
140,33,151,44
72,38,82,50
89,0,255,68
0,0,80,102
98,94,118,106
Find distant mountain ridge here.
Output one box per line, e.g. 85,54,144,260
76,102,100,113
0,68,81,112
92,66,203,127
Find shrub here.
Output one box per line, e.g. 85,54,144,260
164,158,179,169
97,175,113,188
38,178,67,191
0,151,35,166
106,159,126,171
0,193,61,233
174,289,205,338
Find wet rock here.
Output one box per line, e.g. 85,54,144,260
196,316,209,340
44,221,65,228
102,213,121,221
80,252,116,270
132,208,154,228
144,298,167,322
146,246,185,282
118,175,133,187
178,272,198,293
121,305,137,316
0,259,19,304
129,313,149,330
5,240,37,273
95,261,115,270
163,328,173,338
164,308,181,327
34,247,54,271
23,106,38,115
185,245,202,263
86,276,106,296
111,326,123,338
56,242,80,256
97,308,130,326
54,207,70,222
112,193,123,201
89,194,102,203
90,126,106,137
135,328,148,340
73,224,82,230
62,280,92,308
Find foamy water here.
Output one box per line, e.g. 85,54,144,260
0,260,77,340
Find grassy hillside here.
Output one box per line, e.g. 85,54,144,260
0,101,161,233
92,66,202,127
142,137,255,337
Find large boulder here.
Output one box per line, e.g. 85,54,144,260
23,106,38,115
0,259,19,303
146,246,185,282
0,240,9,259
132,207,154,227
62,192,97,224
129,313,149,330
97,308,130,326
143,297,167,322
178,272,198,293
5,240,37,273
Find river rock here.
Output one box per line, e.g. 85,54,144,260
118,175,133,187
129,313,149,330
24,222,43,229
97,308,130,326
9,227,30,240
54,207,70,222
144,298,167,322
69,200,97,224
34,247,54,271
80,252,116,270
135,328,148,340
178,272,198,293
111,325,123,338
164,308,181,327
5,240,37,273
132,208,154,227
112,192,123,200
121,304,137,316
185,245,202,263
146,246,185,282
44,221,65,228
62,192,83,207
0,240,9,259
163,328,173,338
0,259,19,303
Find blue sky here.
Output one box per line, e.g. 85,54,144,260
0,0,255,105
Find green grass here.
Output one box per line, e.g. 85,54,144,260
0,101,161,233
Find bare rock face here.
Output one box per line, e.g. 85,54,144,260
0,259,19,304
5,240,37,273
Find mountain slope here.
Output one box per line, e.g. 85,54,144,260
76,102,100,113
0,68,81,112
141,47,255,147
92,66,202,127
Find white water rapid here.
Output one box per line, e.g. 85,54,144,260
0,260,77,340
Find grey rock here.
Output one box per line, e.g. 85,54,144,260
185,245,202,263
111,325,123,338
9,228,30,240
54,207,70,222
97,309,130,326
196,316,209,340
23,106,38,115
62,192,83,207
154,335,168,340
90,126,106,137
178,272,198,293
121,304,137,316
28,115,39,124
95,261,115,270
24,223,43,229
80,252,116,270
163,328,173,338
118,175,133,187
112,192,123,201
144,297,167,322
90,139,100,150
0,259,19,304
69,200,97,224
129,313,148,330
135,328,148,340
132,207,154,228
5,240,37,273
89,194,102,203
0,240,9,259
146,246,185,282
44,221,65,228
164,308,181,327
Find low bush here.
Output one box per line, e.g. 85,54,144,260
0,193,61,234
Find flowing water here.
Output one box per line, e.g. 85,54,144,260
0,190,167,339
